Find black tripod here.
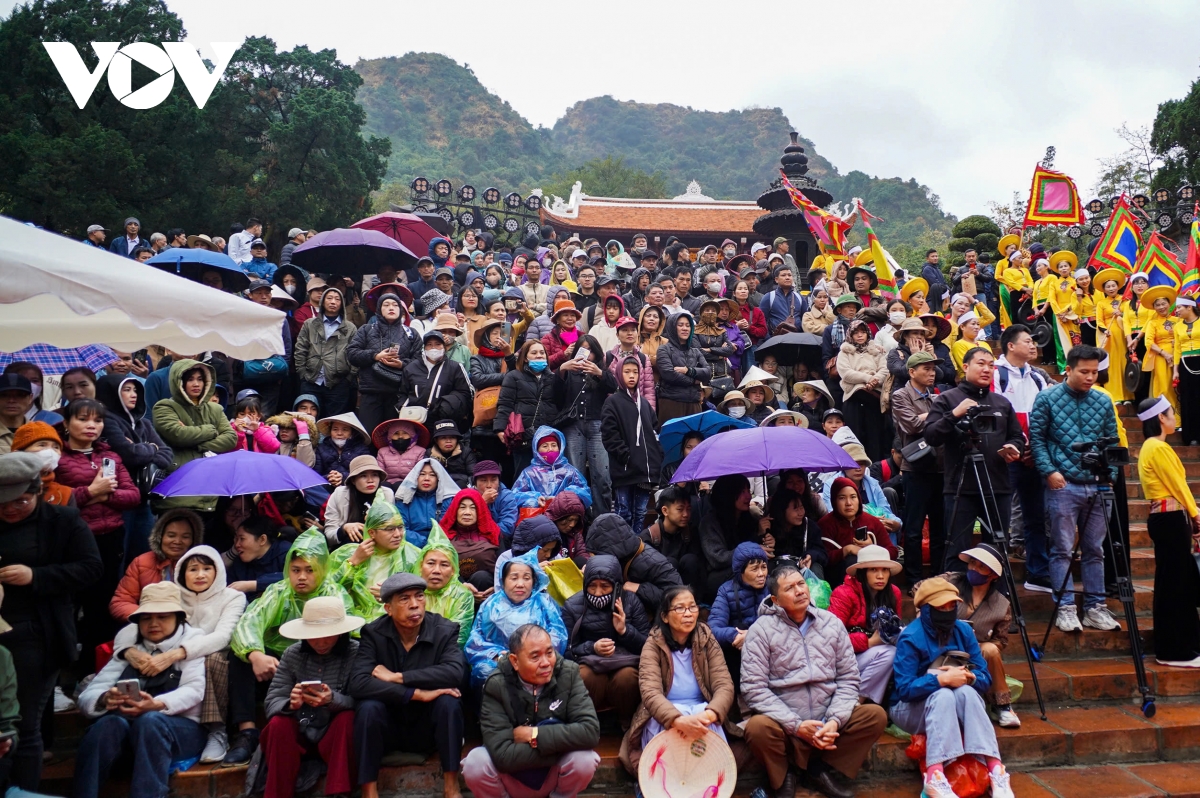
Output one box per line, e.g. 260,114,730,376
1032,465,1155,717
948,446,1048,720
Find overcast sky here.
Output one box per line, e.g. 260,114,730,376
170,0,1198,218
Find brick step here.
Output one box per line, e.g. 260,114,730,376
1011,548,1156,582
1022,616,1153,659
1005,658,1200,704
1126,481,1200,500
1123,429,1184,446
1130,522,1150,547
1127,444,1200,462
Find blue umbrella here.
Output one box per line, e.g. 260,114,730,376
671,426,859,482
147,249,250,292
153,450,327,497
659,410,755,464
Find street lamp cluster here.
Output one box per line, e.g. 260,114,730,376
409,177,543,242
1077,184,1197,239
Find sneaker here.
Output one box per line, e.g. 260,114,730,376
222,728,259,765
990,766,1015,798
52,686,75,713
1023,576,1052,594
1055,604,1083,632
921,770,960,798
996,705,1021,728
1156,656,1200,668
200,728,228,763
1082,604,1121,631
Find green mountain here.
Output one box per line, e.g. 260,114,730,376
355,53,956,266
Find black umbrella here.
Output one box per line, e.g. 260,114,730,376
291,228,418,277
754,332,824,367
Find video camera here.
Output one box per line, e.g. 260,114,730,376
1070,436,1130,478
955,405,1003,440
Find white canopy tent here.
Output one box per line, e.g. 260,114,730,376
0,215,285,360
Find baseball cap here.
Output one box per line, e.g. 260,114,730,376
247,279,271,292
287,227,306,239
595,274,619,286
434,267,454,280
906,352,943,369
250,238,266,249
750,242,769,255
0,374,33,395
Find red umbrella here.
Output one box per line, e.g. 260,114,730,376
351,212,442,258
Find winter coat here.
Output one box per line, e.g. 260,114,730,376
708,542,770,645
836,340,888,400
802,305,835,335
487,485,521,550
265,637,359,719
606,346,656,410
95,374,174,475
560,554,649,660
760,288,809,333
1029,382,1120,484
398,356,472,432
511,427,593,510
622,268,650,318
151,359,237,472
772,516,828,570
741,599,861,730
430,441,476,489
226,538,289,601
698,499,760,576
817,506,893,568
109,508,204,622
585,514,682,617
346,315,421,395
493,367,565,450
891,384,944,474
542,325,583,372
109,235,150,258
829,574,902,654
619,624,738,774
923,381,1024,496
235,423,280,454
557,346,617,427
418,523,476,648
395,458,457,548
465,548,568,685
470,348,515,437
79,624,205,723
891,604,991,707
600,359,663,489
693,325,735,379
348,611,465,704
526,287,568,344
655,315,711,404
313,435,372,482
323,485,396,546
294,291,358,386
736,302,769,345
520,280,551,315
637,305,667,374
56,440,140,535
479,656,600,774
588,295,628,354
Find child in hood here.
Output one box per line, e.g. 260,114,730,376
511,426,593,510
328,497,421,621
230,394,280,454
371,419,429,488
601,355,663,530
418,522,476,648
264,411,316,468
395,457,457,548
544,492,588,563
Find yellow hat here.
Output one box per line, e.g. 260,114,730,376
1141,284,1178,308
1048,250,1078,271
854,249,875,267
997,234,1021,257
913,576,962,609
1093,268,1126,291
900,277,929,302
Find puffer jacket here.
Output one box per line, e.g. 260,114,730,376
836,340,888,400
560,554,649,660
606,346,656,410
398,356,473,432
95,374,174,474
151,359,237,471
708,542,770,645
346,313,421,395
525,287,569,343
742,598,861,730
600,355,662,489
470,348,514,437
585,514,681,617
542,325,582,371
265,636,359,718
294,288,358,386
109,508,205,622
313,435,372,482
492,367,564,449
693,324,735,379
557,337,617,427
56,441,140,535
892,604,991,707
829,574,902,654
655,314,711,404
622,267,650,319
1028,381,1120,484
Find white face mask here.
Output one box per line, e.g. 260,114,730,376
34,448,60,473
706,282,721,294
889,312,906,326
332,438,347,448
285,284,297,295
724,248,736,257
425,349,444,362
727,406,747,418
29,384,42,400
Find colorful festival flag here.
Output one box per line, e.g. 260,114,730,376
1133,231,1184,291
1086,196,1142,275
1183,203,1200,297
1023,165,1085,227
855,200,896,301
780,170,851,258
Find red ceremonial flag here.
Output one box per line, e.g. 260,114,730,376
780,170,851,258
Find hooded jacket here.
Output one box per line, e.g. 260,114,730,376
226,536,289,601
329,499,422,620
585,514,682,617
313,422,372,482
836,339,889,400
816,478,893,567
231,528,356,659
600,356,663,489
622,267,650,319
151,359,237,471
395,457,457,548
829,573,903,654
346,305,421,395
892,604,991,707
606,343,656,411
511,426,593,509
655,314,711,404
55,438,140,535
587,294,627,353
109,508,204,623
560,554,649,660
294,287,358,386
635,304,667,371
557,335,617,427
398,351,472,433
419,522,475,648
96,374,174,474
484,482,521,550
708,542,770,645
465,548,569,685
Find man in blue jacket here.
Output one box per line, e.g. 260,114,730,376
920,250,949,313
109,217,149,258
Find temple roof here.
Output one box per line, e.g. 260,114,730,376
540,181,759,234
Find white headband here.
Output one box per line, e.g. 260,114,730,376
1074,269,1090,280
958,312,978,326
1178,296,1197,308
1137,396,1172,421
1098,355,1110,371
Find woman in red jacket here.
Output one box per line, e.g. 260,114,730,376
109,508,204,623
817,476,892,586
731,279,768,346
828,544,903,704
54,398,141,667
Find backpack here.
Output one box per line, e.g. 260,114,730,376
996,365,1048,394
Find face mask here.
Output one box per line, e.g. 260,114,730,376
889,312,906,326
332,438,347,448
966,569,991,586
29,384,42,400
929,606,959,635
390,437,412,453
707,283,721,294
727,406,747,418
34,448,60,472
541,450,559,464
285,284,297,295
425,349,444,362
528,360,548,373
724,248,736,257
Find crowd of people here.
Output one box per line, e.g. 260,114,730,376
0,217,1197,798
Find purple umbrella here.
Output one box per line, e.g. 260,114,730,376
670,426,859,482
152,450,328,498
290,228,418,276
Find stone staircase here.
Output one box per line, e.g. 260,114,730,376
38,385,1200,797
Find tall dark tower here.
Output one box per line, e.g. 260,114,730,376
753,131,834,285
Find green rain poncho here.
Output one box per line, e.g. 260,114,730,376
328,498,422,621
231,527,355,659
419,522,475,649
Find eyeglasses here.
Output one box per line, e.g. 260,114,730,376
0,496,34,510
669,604,700,616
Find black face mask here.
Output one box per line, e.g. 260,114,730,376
584,590,613,611
389,437,412,453
929,606,959,636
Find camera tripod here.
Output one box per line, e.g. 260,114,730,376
1033,471,1155,718
947,445,1047,720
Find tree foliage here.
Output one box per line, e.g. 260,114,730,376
0,0,389,240
1151,79,1200,191
542,157,668,202
1093,124,1159,199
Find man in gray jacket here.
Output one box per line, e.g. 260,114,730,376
742,567,888,798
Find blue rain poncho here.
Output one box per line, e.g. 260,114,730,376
464,547,568,686
395,457,457,548
511,426,593,509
